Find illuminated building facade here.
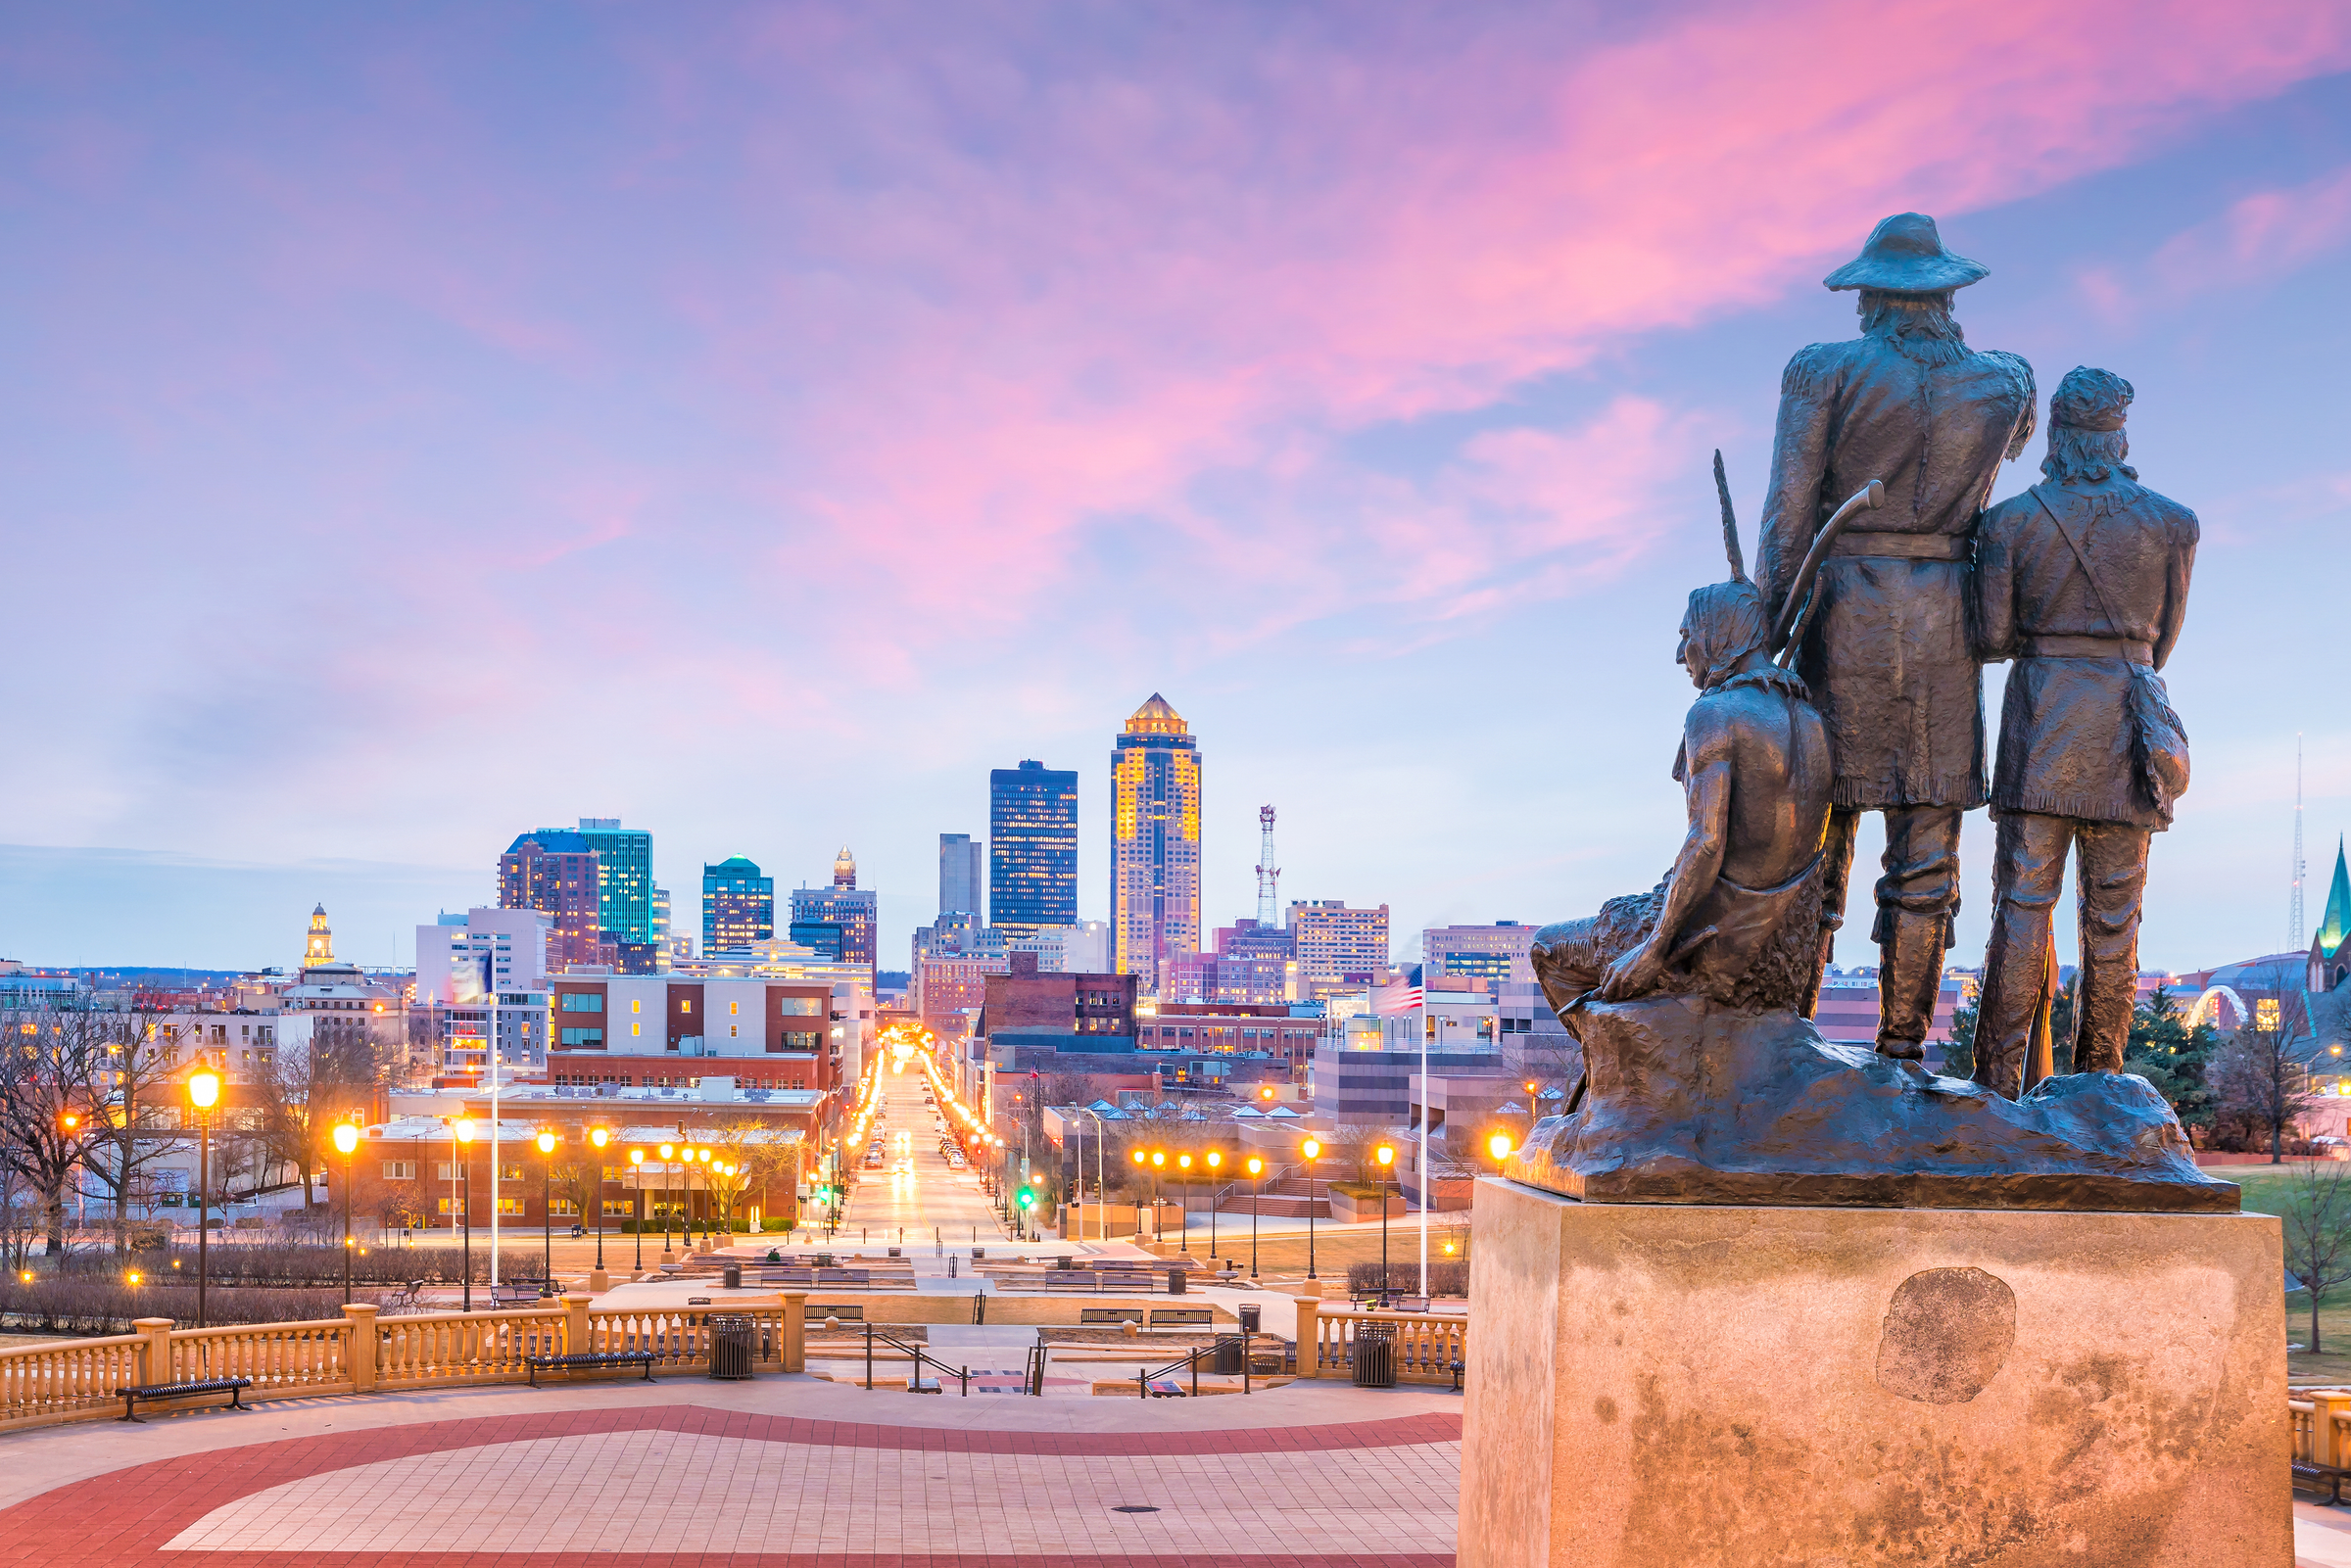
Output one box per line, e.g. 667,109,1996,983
575,818,653,945
1110,694,1201,996
989,760,1079,936
501,831,613,970
701,856,776,954
791,848,879,970
1289,899,1390,987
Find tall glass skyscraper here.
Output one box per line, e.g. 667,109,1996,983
989,761,1078,938
1109,697,1200,994
575,818,652,945
701,856,775,954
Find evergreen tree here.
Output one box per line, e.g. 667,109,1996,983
1943,999,1979,1081
2125,986,2218,1130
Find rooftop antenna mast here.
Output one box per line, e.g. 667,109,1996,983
1255,805,1281,927
2292,733,2307,951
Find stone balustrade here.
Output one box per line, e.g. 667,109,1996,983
1288,1297,1466,1383
0,1292,811,1432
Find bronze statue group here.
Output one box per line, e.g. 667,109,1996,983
1533,213,2198,1107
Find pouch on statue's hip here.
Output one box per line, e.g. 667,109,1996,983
2130,666,2188,820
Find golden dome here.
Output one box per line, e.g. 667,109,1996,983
1124,693,1187,736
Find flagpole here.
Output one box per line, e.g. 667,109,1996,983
1418,984,1428,1298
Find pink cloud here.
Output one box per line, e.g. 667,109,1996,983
2152,163,2351,293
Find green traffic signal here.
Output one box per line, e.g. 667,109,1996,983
1015,1186,1035,1210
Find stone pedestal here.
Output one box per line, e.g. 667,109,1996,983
1460,1179,2289,1568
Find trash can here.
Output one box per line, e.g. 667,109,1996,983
1167,1266,1186,1296
1211,1334,1245,1374
1237,1303,1262,1335
1352,1322,1397,1389
707,1314,755,1381
721,1261,742,1289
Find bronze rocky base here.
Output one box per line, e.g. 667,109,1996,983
1507,994,2237,1212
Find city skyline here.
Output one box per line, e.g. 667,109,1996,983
4,10,2350,976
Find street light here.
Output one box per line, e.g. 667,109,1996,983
1205,1150,1223,1262
332,1121,360,1305
589,1126,610,1276
1176,1154,1192,1255
628,1148,646,1271
1375,1143,1397,1297
536,1130,557,1296
453,1118,476,1310
1245,1155,1264,1278
658,1143,676,1259
1300,1136,1321,1281
187,1070,220,1329
1488,1130,1514,1165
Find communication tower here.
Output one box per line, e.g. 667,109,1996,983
2292,734,2306,951
1255,805,1280,927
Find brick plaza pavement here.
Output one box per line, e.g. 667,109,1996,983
0,1372,1459,1566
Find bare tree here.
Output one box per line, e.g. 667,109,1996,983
2211,987,2319,1163
253,1021,385,1208
72,1000,186,1254
2283,1159,2351,1354
0,1006,111,1253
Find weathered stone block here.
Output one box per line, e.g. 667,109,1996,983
1460,1178,2288,1567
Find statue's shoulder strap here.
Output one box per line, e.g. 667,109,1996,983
2029,486,2126,637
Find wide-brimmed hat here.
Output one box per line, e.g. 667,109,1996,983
1823,213,1988,293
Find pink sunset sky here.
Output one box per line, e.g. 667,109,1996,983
4,1,2350,974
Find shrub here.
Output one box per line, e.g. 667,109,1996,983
46,1242,541,1288
0,1273,406,1334
1347,1259,1468,1298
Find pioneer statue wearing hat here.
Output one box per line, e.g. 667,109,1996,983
1968,368,2195,1097
1756,214,2037,1059
1532,461,1835,1021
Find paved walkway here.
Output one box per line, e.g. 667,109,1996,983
0,1372,1459,1566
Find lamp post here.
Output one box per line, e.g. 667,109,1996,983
536,1130,557,1295
1245,1155,1264,1278
1204,1150,1223,1262
658,1143,675,1259
454,1118,476,1310
187,1071,220,1330
629,1149,646,1271
1300,1137,1321,1281
333,1121,360,1305
1150,1150,1167,1247
1177,1153,1195,1256
1128,1148,1146,1242
698,1147,715,1248
589,1126,610,1277
1375,1142,1397,1297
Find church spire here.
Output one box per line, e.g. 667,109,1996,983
2321,837,2351,960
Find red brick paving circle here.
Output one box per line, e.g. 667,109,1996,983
0,1404,1463,1566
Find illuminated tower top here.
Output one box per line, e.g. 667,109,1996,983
305,903,334,966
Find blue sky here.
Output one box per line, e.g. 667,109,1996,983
3,4,2348,976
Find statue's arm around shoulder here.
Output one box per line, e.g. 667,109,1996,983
1598,698,1735,1001
1971,494,2025,662
1756,342,1848,626
1977,349,2039,461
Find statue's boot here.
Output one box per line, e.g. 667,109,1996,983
1873,910,1944,1062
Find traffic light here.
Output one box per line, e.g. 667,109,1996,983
1015,1185,1035,1212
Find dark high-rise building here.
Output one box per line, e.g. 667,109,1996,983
701,856,775,954
990,759,1079,939
939,832,984,921
501,832,611,971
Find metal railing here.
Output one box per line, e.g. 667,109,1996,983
860,1323,969,1396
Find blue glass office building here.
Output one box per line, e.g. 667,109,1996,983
989,759,1079,938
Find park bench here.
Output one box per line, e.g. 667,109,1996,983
1095,1273,1155,1292
1081,1307,1146,1326
816,1267,871,1286
525,1351,657,1388
806,1303,864,1322
490,1283,546,1307
1148,1308,1214,1332
120,1375,252,1422
1451,1358,1465,1393
761,1267,815,1286
1394,1298,1431,1313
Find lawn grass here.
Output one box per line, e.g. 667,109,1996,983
2221,1160,2351,1382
